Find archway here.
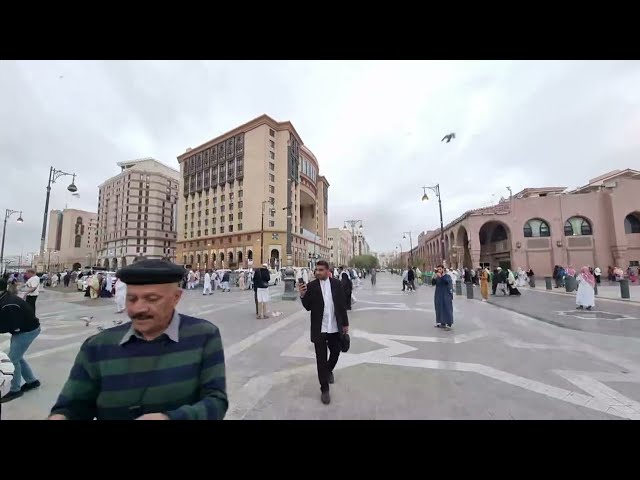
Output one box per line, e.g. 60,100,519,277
456,226,472,268
237,251,243,266
204,254,208,269
228,251,234,264
625,212,640,234
212,253,217,269
197,254,201,268
72,262,81,271
247,250,253,266
111,258,118,271
270,249,280,269
103,259,109,268
189,254,194,266
478,221,512,270
121,258,127,268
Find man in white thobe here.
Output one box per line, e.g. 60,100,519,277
203,270,213,295
194,270,200,289
187,270,195,289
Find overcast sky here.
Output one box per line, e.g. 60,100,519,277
1,60,639,259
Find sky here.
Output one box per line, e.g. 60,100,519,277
1,60,639,260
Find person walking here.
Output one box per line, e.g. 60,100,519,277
432,265,454,330
114,274,127,313
187,269,195,289
221,271,231,292
407,267,416,292
0,278,42,404
480,267,490,301
370,268,377,286
253,264,271,319
298,260,349,405
20,269,40,314
339,266,353,310
576,266,596,310
48,259,228,420
203,270,213,295
594,266,601,284
402,268,408,291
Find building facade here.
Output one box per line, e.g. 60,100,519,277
328,227,353,267
43,208,97,270
176,115,330,271
96,158,180,270
409,169,640,277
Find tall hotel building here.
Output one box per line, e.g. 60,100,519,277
176,115,330,270
96,158,180,269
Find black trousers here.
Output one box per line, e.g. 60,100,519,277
25,295,37,314
254,289,258,315
313,333,341,392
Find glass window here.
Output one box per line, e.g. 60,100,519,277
564,216,592,236
523,219,551,238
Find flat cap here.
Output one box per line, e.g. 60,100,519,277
116,259,186,285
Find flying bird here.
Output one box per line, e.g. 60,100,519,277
441,132,456,143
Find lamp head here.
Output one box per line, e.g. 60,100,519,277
16,212,23,223
422,192,429,202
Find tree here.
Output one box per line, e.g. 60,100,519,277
351,254,379,270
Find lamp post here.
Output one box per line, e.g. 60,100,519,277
343,220,363,265
1,209,23,275
39,166,78,269
259,200,276,265
422,184,445,266
396,243,403,269
402,231,414,267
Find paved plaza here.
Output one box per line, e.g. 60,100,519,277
3,273,640,420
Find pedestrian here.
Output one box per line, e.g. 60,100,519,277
0,352,15,418
516,267,528,287
402,268,408,291
194,270,201,289
187,269,195,289
594,266,601,284
506,269,521,296
253,264,271,319
203,270,213,295
298,260,349,405
0,278,42,404
370,268,377,286
576,265,596,310
526,268,535,287
48,259,228,420
407,267,416,292
114,274,127,313
431,265,453,331
63,270,71,288
238,271,246,290
480,267,490,301
221,271,231,292
339,266,353,310
20,269,40,314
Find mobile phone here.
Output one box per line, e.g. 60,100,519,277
298,278,305,285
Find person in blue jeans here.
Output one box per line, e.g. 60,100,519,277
0,279,41,404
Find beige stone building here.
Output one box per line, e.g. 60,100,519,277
43,208,97,270
96,158,180,270
328,228,353,267
176,114,330,270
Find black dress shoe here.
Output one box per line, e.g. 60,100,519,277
321,391,331,405
0,390,24,403
328,372,335,384
21,380,41,392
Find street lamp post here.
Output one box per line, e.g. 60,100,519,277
402,231,414,267
1,209,23,275
422,184,445,266
343,220,363,265
39,166,78,269
396,243,403,270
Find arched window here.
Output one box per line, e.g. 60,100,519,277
490,224,508,242
74,235,82,248
564,216,592,236
523,219,551,238
624,213,640,234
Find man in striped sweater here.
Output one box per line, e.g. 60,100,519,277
48,259,228,420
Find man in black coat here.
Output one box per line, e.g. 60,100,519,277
299,260,349,405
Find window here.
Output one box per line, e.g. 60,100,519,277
74,235,82,248
205,229,208,236
238,201,243,208
197,230,201,236
269,197,275,205
269,185,275,194
205,219,208,226
269,129,275,137
269,151,275,159
238,212,243,220
564,216,592,236
212,228,216,234
229,225,234,232
229,192,234,200
205,199,209,206
523,219,551,238
238,223,243,231
269,174,275,182
220,226,224,233
624,213,640,234
270,140,275,148
205,209,209,215
269,162,275,171
184,214,188,220
212,207,217,214
269,209,274,217
269,220,275,227
221,205,225,213
221,195,225,202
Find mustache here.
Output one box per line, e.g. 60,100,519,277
131,314,154,320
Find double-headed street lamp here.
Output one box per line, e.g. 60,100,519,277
0,209,24,274
422,184,445,266
343,220,363,265
402,231,414,267
39,166,78,267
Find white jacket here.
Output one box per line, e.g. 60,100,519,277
0,352,15,398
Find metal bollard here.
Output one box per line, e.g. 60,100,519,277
545,277,552,290
565,276,577,293
455,280,463,296
620,279,630,299
594,283,598,296
529,277,535,288
466,282,474,299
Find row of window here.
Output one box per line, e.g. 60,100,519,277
523,213,640,237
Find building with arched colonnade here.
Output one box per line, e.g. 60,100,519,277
405,169,640,277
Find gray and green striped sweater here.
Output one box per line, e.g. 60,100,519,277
50,314,227,420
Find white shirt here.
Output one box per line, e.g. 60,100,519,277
320,278,338,334
25,275,40,296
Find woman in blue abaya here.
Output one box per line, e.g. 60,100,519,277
431,265,454,331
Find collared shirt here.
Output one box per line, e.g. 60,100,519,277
120,310,181,345
319,278,338,334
